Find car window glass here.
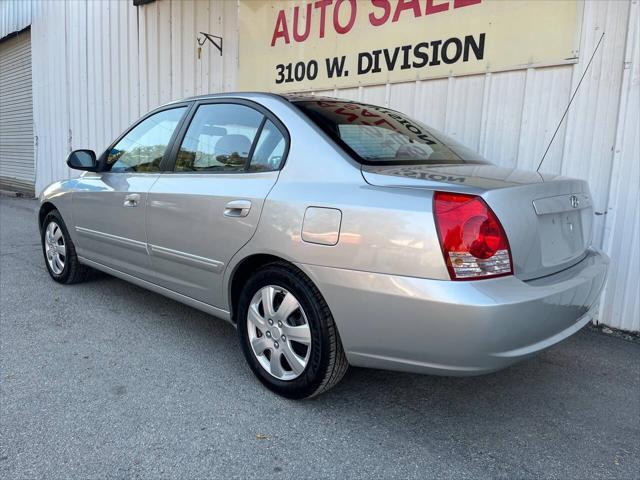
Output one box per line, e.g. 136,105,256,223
295,100,489,166
107,107,187,172
338,123,435,160
248,120,286,172
175,104,263,173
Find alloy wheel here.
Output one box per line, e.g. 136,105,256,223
247,285,312,381
44,221,66,275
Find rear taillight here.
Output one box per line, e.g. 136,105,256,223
433,192,513,280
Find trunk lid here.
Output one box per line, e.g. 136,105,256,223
362,164,593,280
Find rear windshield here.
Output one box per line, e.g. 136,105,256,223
294,100,487,166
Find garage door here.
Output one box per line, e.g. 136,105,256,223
0,29,34,195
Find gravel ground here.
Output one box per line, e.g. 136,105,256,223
1,196,639,479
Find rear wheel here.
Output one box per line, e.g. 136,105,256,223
41,210,91,284
237,262,348,399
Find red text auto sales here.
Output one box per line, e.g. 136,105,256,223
269,0,485,86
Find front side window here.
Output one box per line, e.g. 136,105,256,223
294,100,488,166
107,107,187,172
175,104,263,173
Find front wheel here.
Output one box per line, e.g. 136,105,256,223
237,262,348,399
41,210,91,284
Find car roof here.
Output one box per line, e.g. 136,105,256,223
158,91,357,108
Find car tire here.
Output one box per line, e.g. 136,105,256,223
41,210,92,284
237,262,348,399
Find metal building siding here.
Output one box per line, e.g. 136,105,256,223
25,0,238,192
30,0,70,192
1,0,638,331
600,0,640,333
560,0,632,250
138,0,238,112
0,0,32,40
25,0,238,193
0,29,34,193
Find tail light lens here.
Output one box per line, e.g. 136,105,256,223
433,192,513,280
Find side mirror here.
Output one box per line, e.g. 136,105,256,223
66,149,97,171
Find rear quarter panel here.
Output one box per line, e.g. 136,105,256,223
246,180,448,279
224,97,450,311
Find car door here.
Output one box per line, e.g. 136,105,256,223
145,100,288,308
72,105,189,279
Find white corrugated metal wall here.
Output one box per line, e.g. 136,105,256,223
22,0,239,193
0,0,638,331
0,0,32,38
599,0,639,332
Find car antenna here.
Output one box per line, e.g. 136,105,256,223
536,32,605,173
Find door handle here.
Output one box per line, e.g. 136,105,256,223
123,193,140,207
224,199,252,217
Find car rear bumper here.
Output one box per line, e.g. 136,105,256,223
298,248,608,375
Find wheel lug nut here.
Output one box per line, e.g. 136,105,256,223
268,319,273,325
281,335,286,341
278,321,283,327
266,331,271,338
274,342,279,348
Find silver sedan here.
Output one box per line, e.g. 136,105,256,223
38,93,608,398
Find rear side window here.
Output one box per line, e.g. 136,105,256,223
295,100,487,166
248,120,286,172
175,104,263,173
107,107,187,172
